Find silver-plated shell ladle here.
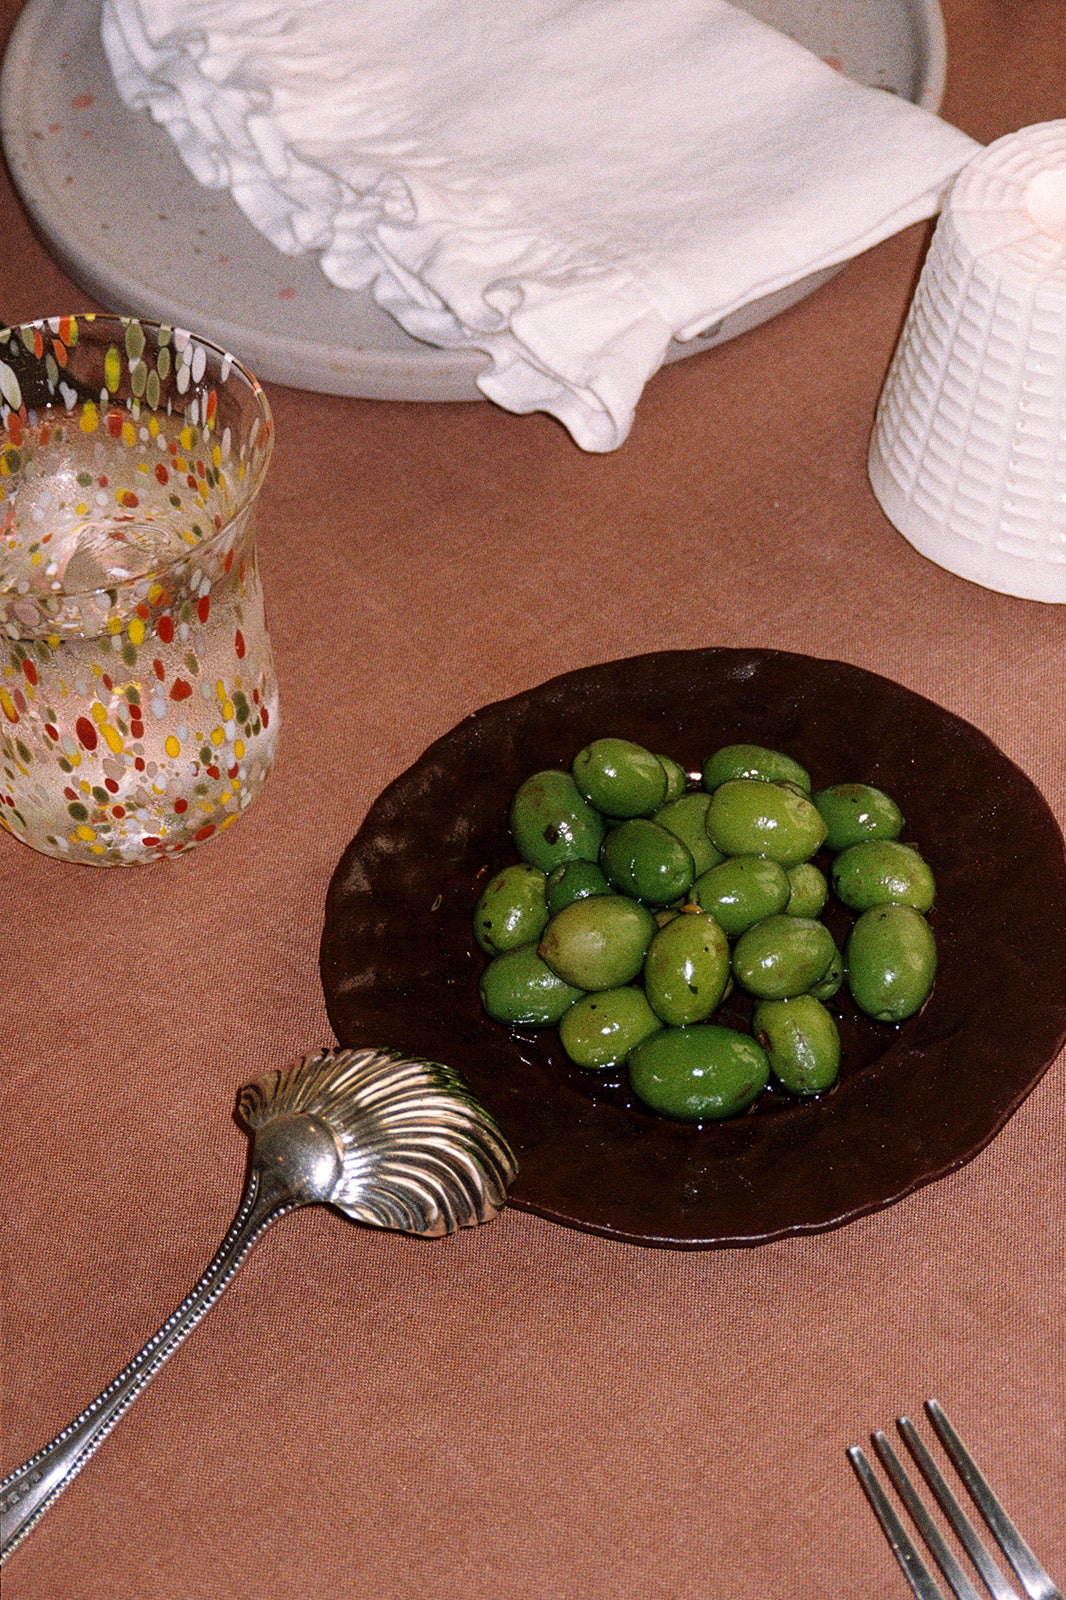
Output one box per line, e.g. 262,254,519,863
0,1046,519,1564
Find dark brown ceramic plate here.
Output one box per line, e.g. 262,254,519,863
320,649,1066,1249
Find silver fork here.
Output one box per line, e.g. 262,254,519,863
848,1399,1062,1600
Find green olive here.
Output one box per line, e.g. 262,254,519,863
653,791,724,875
627,1024,770,1121
558,986,661,1070
691,854,790,937
642,909,731,1025
785,861,828,918
656,754,689,802
808,947,845,1001
538,894,657,990
508,769,606,872
731,914,838,999
845,904,937,1022
812,782,904,851
702,743,811,794
831,840,935,913
478,944,584,1025
545,859,610,916
572,737,668,818
752,995,841,1095
706,779,827,868
600,817,695,904
473,862,549,954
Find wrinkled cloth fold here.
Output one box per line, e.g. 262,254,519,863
101,0,980,449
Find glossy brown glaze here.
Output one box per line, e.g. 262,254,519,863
320,649,1066,1247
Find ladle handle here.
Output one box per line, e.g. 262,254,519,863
0,1173,286,1564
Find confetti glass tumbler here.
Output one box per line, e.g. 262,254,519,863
0,315,279,864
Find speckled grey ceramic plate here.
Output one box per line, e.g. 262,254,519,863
320,650,1066,1249
1,0,946,399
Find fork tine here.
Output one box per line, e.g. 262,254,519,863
898,1414,1017,1600
874,1428,985,1600
848,1443,947,1600
925,1401,1064,1600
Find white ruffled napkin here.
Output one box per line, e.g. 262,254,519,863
101,0,979,450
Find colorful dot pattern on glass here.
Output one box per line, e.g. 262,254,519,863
0,314,279,865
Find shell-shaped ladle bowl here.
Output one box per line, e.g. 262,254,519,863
0,1046,518,1564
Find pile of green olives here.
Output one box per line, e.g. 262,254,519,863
474,737,937,1124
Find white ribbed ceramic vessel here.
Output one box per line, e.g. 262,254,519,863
869,121,1066,602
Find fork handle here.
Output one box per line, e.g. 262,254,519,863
0,1173,287,1564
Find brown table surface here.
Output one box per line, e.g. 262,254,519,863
2,1,1064,1595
